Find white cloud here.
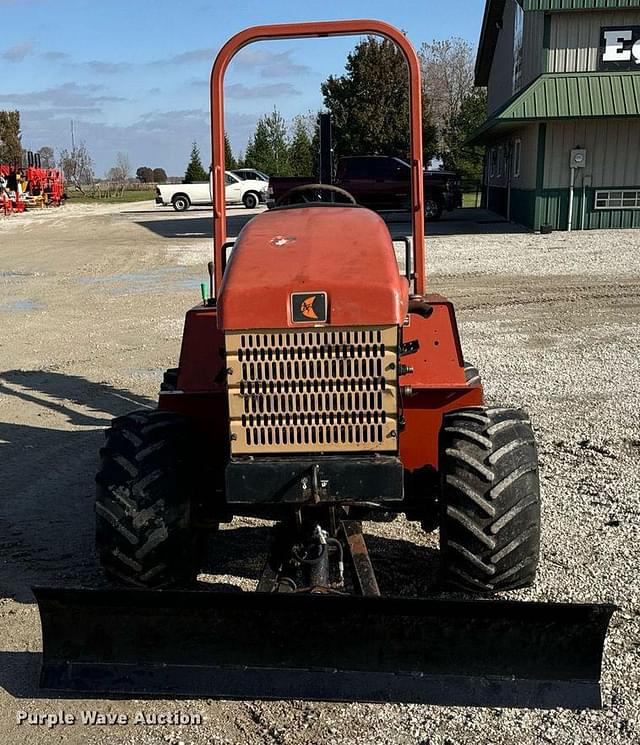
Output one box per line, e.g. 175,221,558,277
2,41,34,62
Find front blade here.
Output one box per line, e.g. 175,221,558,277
34,587,614,709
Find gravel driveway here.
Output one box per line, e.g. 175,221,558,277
0,203,638,744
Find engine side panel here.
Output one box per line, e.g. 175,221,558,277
399,295,483,471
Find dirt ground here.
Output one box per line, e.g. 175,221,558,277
0,202,639,744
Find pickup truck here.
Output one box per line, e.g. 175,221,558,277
267,156,462,220
156,171,268,211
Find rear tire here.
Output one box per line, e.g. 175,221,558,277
172,195,190,212
438,406,540,593
243,191,259,209
95,409,199,588
425,199,443,221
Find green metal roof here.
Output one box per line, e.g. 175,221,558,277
468,72,640,143
523,0,640,10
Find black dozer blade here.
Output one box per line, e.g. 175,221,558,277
34,587,615,709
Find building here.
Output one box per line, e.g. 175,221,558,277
471,0,640,230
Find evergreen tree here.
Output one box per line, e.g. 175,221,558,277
321,37,437,164
224,132,237,170
183,142,208,183
243,109,291,176
0,110,22,164
288,115,314,176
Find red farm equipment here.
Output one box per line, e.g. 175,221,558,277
34,20,614,709
0,154,64,214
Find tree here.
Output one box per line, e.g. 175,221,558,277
321,37,437,164
441,87,487,182
244,109,291,176
224,133,237,170
136,166,154,183
288,115,313,176
184,142,208,183
107,152,130,182
59,141,95,192
420,37,476,153
152,167,167,183
0,110,22,164
37,146,55,169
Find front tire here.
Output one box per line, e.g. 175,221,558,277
438,407,540,593
172,195,190,212
95,409,199,588
243,191,259,209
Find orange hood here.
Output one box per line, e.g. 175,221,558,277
217,206,409,330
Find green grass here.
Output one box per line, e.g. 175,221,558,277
67,190,156,204
462,192,482,208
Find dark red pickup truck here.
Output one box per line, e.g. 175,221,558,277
267,156,462,219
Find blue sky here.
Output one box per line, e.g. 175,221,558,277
0,0,486,176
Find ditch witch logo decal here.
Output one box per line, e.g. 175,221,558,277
291,292,328,323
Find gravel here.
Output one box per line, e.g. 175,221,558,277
0,204,638,744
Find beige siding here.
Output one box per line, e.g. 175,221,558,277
544,119,640,188
522,11,546,87
488,0,518,114
548,10,640,73
485,124,539,190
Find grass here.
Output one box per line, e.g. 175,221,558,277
462,192,482,209
67,190,156,204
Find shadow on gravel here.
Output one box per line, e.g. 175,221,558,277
0,371,446,602
386,207,530,238
0,371,155,604
134,209,259,240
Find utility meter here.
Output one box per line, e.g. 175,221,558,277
570,149,587,168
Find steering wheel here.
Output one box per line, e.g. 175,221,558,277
275,183,357,207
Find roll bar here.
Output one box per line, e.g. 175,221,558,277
210,20,425,296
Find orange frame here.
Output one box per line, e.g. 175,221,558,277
209,20,426,296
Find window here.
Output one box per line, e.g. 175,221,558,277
489,148,497,178
595,189,640,210
497,146,504,178
513,139,522,178
513,3,524,93
224,173,236,186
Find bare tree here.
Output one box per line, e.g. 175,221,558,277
37,146,55,168
107,152,131,183
58,141,95,193
419,38,476,149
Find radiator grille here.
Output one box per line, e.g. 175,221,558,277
226,327,398,454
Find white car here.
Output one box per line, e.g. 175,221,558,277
155,171,268,211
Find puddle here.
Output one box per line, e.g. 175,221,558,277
0,270,41,278
0,299,43,312
77,267,209,295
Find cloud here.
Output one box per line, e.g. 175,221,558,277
231,49,311,79
226,83,300,99
167,48,216,65
41,50,71,61
2,41,34,62
84,60,132,74
19,108,258,175
0,82,124,108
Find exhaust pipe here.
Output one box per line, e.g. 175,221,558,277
34,587,614,709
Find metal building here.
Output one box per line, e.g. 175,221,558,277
471,0,640,230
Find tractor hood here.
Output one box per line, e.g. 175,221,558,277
217,206,409,329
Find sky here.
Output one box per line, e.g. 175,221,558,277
0,0,486,176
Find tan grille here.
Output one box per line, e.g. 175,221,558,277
226,326,398,454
